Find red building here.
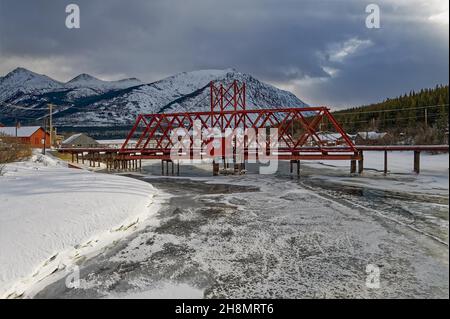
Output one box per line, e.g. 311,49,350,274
0,126,51,148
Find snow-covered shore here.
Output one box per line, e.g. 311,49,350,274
306,151,449,196
0,152,165,298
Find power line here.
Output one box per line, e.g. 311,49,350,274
2,102,78,111
333,104,449,115
335,113,443,125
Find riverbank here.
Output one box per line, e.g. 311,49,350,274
0,152,166,298
36,159,449,298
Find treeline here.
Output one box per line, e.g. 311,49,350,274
331,85,449,144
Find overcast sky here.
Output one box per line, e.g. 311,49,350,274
0,0,448,109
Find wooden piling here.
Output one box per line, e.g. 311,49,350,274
350,160,356,174
358,151,364,174
414,151,420,174
213,161,219,176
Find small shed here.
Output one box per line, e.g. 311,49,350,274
355,131,392,145
62,133,99,148
316,131,356,146
0,126,50,148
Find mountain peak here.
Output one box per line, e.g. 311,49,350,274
64,74,142,92
0,67,62,103
6,67,38,78
67,73,101,83
1,67,62,85
11,67,31,73
3,67,62,86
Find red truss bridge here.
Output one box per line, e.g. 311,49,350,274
59,80,448,175
119,81,359,161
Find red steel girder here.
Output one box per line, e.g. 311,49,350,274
120,107,356,155
120,80,355,159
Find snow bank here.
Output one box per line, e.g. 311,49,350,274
0,153,164,298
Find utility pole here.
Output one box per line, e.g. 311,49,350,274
48,103,53,148
42,117,47,155
424,108,428,128
15,118,20,158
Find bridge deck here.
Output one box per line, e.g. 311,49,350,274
58,145,449,155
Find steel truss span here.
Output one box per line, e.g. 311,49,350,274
120,81,359,161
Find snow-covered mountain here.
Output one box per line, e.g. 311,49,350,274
64,74,142,99
0,68,142,103
0,67,308,127
0,67,63,102
66,73,141,89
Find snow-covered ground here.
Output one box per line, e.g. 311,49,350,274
105,282,204,299
0,152,165,298
35,166,449,298
32,152,449,299
306,151,449,196
1,150,447,299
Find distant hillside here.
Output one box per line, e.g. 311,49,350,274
331,85,449,144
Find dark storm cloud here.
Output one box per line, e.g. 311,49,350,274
0,0,448,107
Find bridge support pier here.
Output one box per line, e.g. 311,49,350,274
350,160,356,174
161,159,175,176
358,151,364,174
414,151,420,174
290,160,300,177
213,161,219,176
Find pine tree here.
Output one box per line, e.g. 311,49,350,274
332,84,449,143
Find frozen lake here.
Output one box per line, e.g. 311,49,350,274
35,158,449,299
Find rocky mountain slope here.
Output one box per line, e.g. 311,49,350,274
0,68,307,127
